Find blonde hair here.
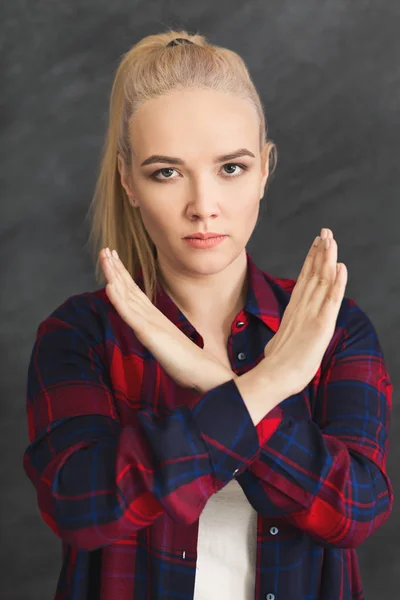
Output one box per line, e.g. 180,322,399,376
85,27,278,305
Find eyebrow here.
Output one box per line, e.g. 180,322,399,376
140,148,256,167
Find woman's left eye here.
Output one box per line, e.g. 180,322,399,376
222,163,248,177
150,163,248,181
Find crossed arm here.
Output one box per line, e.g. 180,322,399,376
234,299,394,548
23,295,393,551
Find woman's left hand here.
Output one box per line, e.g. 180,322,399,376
100,247,237,394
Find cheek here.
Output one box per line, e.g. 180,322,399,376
237,198,261,232
138,205,174,240
231,193,260,218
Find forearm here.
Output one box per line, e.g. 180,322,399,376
243,420,394,548
24,376,268,551
234,305,394,548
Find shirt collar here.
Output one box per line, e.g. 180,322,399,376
134,251,285,339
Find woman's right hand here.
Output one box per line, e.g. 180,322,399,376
261,229,348,399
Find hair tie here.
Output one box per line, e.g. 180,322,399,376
166,38,194,47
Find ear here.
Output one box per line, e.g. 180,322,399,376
259,144,270,199
117,153,136,204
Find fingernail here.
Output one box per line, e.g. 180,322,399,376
112,249,119,260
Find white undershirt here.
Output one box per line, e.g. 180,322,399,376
193,478,258,599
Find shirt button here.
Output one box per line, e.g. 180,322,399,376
236,320,245,328
233,468,239,477
237,352,246,361
266,594,275,600
269,526,279,535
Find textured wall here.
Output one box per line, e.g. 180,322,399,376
2,1,399,598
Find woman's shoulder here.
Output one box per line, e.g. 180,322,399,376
262,268,380,346
34,286,115,346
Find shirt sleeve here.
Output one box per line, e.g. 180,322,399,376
22,296,272,551
235,298,394,549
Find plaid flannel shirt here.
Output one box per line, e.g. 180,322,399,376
23,250,393,599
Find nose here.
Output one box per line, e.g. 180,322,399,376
186,191,223,220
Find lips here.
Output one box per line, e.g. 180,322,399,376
184,233,225,240
184,235,227,248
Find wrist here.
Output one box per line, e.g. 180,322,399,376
234,359,285,426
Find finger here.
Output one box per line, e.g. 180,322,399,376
112,252,157,314
100,250,130,315
109,250,144,296
103,249,159,324
312,236,337,278
309,236,337,292
289,235,323,306
291,233,337,314
303,235,323,272
101,249,134,309
305,236,339,317
305,236,347,326
319,261,348,323
100,249,118,283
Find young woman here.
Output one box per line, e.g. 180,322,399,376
23,29,393,600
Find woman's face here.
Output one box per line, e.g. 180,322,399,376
118,88,269,276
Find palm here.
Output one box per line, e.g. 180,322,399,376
99,248,233,392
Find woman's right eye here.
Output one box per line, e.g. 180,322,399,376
151,168,178,181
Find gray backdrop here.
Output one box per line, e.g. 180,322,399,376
2,1,399,598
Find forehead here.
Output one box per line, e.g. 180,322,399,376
129,88,260,158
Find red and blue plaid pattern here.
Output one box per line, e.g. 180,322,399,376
23,251,393,599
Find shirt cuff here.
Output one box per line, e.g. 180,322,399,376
187,377,283,485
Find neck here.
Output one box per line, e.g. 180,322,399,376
157,251,249,333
